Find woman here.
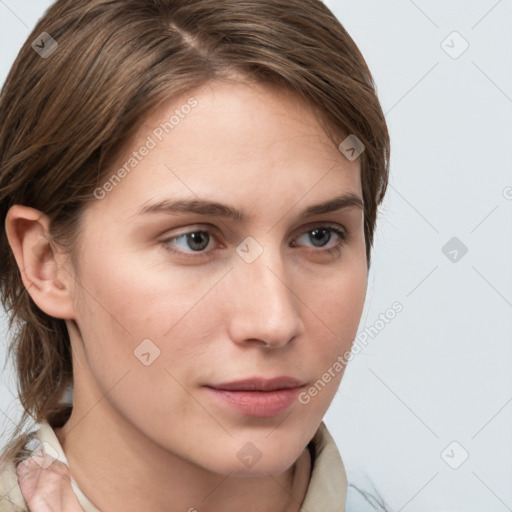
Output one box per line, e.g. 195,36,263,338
0,0,390,510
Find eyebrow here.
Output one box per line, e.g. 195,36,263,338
137,193,364,221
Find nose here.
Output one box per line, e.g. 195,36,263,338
227,241,304,349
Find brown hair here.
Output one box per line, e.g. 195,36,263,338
0,0,389,467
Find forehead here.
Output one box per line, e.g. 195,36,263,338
89,79,362,222
138,78,353,162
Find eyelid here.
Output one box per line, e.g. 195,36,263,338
162,223,220,240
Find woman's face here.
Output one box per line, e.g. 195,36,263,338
66,79,367,476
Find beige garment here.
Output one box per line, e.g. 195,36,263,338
0,420,347,511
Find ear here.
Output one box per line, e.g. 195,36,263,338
5,204,77,320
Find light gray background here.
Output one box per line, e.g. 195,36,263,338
1,1,511,510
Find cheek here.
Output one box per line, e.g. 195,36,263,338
303,256,367,378
71,251,204,427
330,270,367,332
297,269,367,416
72,244,216,383
317,257,367,333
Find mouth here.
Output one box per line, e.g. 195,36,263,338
203,376,306,418
205,376,305,392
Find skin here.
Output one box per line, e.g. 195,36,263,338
7,78,367,511
16,454,82,512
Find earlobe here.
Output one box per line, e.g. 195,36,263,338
5,204,76,320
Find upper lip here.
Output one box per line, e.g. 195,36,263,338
206,376,305,391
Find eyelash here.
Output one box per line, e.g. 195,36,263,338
161,224,349,259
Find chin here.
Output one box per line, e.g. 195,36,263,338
190,440,300,479
222,458,297,479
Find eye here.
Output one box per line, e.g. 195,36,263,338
292,225,348,255
161,224,348,259
162,229,215,257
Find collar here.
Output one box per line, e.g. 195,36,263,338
302,420,347,510
0,420,346,511
0,420,100,512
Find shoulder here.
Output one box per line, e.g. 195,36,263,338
0,458,28,511
0,426,44,512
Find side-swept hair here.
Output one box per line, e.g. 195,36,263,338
0,0,389,467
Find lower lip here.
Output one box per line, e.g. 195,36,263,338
204,386,302,417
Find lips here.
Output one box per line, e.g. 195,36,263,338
205,376,305,392
204,377,305,417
